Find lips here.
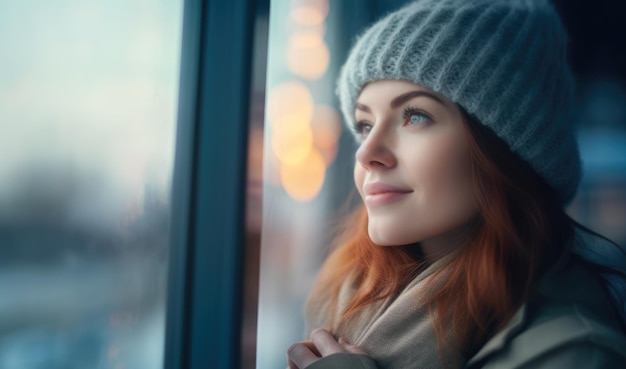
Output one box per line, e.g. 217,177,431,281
363,182,413,207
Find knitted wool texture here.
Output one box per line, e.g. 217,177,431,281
337,0,581,204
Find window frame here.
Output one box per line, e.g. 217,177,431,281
164,0,268,368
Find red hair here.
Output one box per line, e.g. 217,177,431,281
309,110,573,360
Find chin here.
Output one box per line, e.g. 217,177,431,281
368,225,418,246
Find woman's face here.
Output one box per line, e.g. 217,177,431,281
353,80,477,256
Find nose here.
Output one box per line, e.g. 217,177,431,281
355,126,397,170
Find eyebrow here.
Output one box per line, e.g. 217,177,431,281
391,90,446,108
355,90,447,113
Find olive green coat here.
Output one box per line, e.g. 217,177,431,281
305,256,626,369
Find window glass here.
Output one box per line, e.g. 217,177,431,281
0,1,182,368
257,1,351,368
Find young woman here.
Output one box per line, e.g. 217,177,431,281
286,0,626,368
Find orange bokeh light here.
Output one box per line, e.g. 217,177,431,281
290,0,329,26
271,118,313,165
267,81,314,129
287,37,330,80
311,105,342,164
280,148,326,202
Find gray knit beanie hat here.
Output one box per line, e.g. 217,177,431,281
337,0,581,204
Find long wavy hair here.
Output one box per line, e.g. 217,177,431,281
309,108,578,360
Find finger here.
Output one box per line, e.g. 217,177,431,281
288,358,298,369
338,337,368,355
310,328,345,357
302,341,321,357
287,341,319,369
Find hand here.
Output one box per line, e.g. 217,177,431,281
287,328,367,369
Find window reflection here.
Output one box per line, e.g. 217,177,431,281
0,1,182,368
257,1,348,368
569,78,626,247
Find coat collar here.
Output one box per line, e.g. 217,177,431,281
465,303,528,367
465,249,572,367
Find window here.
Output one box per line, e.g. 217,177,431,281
0,1,182,368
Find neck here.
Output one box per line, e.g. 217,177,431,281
419,222,475,263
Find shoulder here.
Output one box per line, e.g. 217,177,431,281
474,304,626,368
467,257,626,369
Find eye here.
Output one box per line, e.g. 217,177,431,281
353,121,372,140
402,107,431,126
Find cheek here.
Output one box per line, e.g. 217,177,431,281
425,148,470,188
414,138,475,216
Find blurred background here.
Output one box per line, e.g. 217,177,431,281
0,0,182,368
257,0,626,369
0,0,624,369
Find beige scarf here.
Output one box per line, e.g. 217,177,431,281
305,253,463,369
